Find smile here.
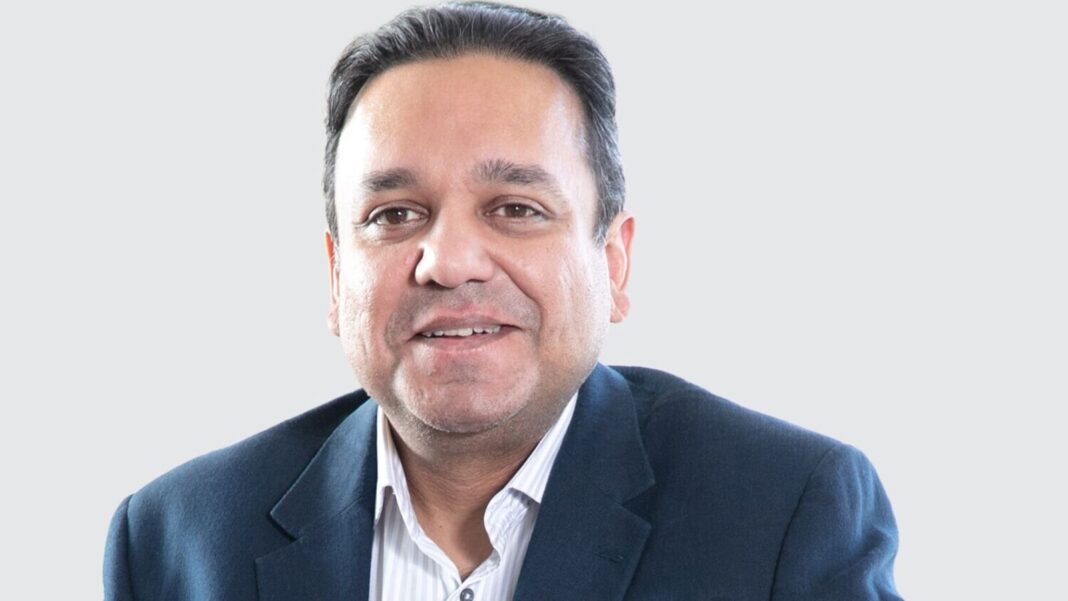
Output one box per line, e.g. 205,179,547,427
419,325,503,338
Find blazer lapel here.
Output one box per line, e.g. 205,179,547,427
514,364,656,601
255,399,379,601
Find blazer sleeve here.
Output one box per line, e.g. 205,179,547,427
104,495,137,601
771,444,904,601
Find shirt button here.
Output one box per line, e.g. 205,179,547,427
460,588,475,601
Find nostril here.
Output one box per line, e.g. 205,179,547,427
414,237,496,288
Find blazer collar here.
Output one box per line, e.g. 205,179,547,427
256,397,379,601
514,363,656,601
255,363,655,601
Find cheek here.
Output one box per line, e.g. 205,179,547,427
337,282,372,358
569,256,612,336
525,241,611,342
337,256,395,357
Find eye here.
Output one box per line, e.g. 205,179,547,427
488,203,544,219
367,206,427,226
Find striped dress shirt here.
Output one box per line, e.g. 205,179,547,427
368,396,577,601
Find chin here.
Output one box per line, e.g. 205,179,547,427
411,402,522,435
403,382,529,435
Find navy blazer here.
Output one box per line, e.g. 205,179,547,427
105,364,902,600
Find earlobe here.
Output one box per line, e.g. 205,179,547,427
325,231,341,337
605,212,635,323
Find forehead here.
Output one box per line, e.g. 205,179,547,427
353,53,583,135
336,54,590,187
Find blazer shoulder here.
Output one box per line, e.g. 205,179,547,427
106,390,373,599
610,365,844,480
124,390,371,525
602,366,901,600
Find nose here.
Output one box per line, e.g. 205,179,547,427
414,212,496,288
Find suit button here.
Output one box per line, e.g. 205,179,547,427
460,588,474,601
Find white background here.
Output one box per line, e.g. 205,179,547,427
1,1,1065,598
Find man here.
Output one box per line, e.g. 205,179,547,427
105,2,902,600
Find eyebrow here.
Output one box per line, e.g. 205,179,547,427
360,168,418,193
359,160,565,198
475,159,565,200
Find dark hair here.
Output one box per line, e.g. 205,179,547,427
323,1,625,243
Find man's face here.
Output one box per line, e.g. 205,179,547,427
327,54,632,441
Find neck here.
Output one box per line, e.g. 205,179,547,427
395,427,537,511
390,423,539,579
384,392,571,499
380,391,574,578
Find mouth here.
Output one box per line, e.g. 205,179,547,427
418,325,503,338
410,315,517,352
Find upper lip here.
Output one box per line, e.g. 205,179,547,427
412,313,516,337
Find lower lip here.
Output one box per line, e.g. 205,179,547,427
412,327,514,352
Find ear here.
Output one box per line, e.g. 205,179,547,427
325,230,341,337
604,211,635,323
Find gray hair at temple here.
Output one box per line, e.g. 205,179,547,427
322,1,625,244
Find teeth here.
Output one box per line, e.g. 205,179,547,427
420,325,502,338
